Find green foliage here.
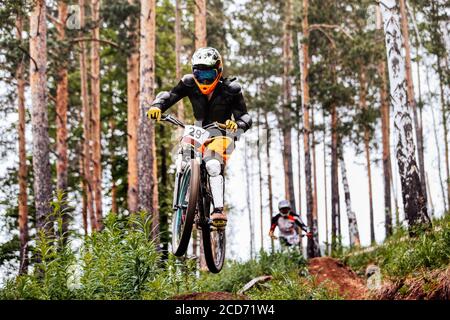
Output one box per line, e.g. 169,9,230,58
1,209,339,300
247,272,341,300
0,203,197,300
197,250,341,300
341,215,450,279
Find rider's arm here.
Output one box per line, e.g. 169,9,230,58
227,81,252,132
270,214,280,232
151,74,192,112
293,214,309,232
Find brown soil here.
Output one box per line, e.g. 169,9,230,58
308,257,367,299
374,266,450,300
170,292,249,300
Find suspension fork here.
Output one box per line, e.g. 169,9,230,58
197,163,212,226
172,152,184,210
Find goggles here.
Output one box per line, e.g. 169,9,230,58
193,68,218,85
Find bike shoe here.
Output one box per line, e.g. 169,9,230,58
210,211,227,229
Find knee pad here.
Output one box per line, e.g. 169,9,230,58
205,159,221,177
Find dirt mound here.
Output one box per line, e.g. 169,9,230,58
308,257,367,299
374,266,450,300
170,292,249,300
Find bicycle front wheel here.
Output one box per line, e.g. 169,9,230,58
172,159,200,256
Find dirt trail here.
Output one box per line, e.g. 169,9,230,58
308,257,367,299
171,292,248,300
171,257,368,300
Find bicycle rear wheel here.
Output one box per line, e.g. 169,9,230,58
172,159,200,256
201,193,226,273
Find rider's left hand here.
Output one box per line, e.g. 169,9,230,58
225,119,238,132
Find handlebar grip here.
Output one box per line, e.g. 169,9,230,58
215,122,227,130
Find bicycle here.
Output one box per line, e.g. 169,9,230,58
270,231,312,253
160,113,230,273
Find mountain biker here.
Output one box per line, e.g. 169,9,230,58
269,200,312,247
147,47,252,228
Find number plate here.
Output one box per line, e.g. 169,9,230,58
286,234,300,245
183,125,210,145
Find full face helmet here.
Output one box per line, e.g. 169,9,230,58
191,47,223,95
278,200,291,216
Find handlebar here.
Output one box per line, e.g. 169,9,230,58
160,114,185,128
160,113,227,131
269,233,310,240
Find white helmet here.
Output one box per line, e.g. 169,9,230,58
278,200,291,211
191,47,222,69
191,47,223,95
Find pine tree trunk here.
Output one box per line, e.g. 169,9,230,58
138,0,159,241
56,1,69,242
339,145,360,247
264,111,275,252
30,0,53,238
296,123,302,215
376,6,393,237
296,119,303,249
300,0,319,258
295,33,303,243
359,68,375,244
330,97,339,253
399,0,427,205
282,0,296,212
256,106,264,251
311,104,320,252
194,0,207,48
322,110,329,255
365,122,375,243
175,0,185,122
159,126,169,257
151,136,159,241
91,0,103,230
79,157,88,235
379,0,431,229
79,0,96,233
127,0,140,214
109,119,118,214
16,15,28,274
244,141,254,258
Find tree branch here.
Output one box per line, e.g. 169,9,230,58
309,23,354,40
18,46,38,71
47,13,63,27
71,37,119,48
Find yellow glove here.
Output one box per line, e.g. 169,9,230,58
225,119,238,132
147,106,161,122
269,230,275,238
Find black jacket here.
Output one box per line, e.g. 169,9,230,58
151,74,252,131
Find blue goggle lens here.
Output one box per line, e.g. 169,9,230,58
193,69,218,84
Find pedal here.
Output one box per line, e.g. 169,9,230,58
211,219,227,229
